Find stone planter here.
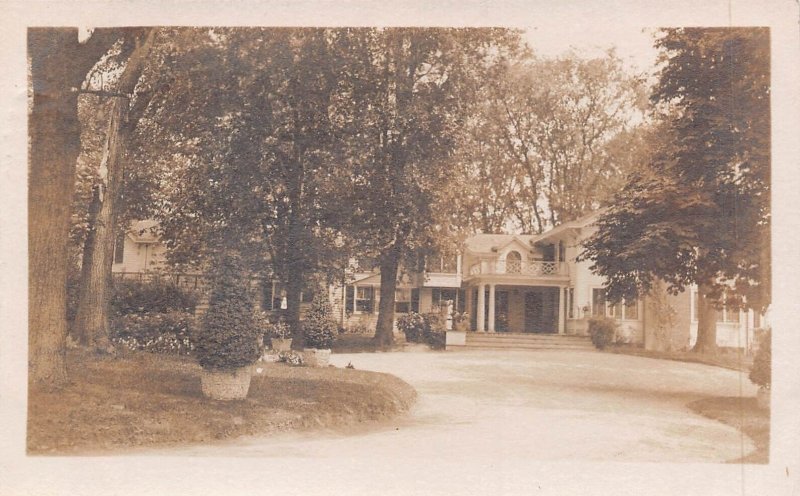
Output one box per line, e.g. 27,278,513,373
303,348,331,368
271,337,293,352
200,367,252,401
756,386,770,409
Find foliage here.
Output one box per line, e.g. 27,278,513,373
302,292,338,349
111,311,196,355
193,255,261,371
397,311,446,349
588,317,617,350
277,350,305,366
749,329,771,389
111,278,198,316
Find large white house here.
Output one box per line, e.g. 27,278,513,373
111,212,767,352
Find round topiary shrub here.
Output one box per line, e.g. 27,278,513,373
588,316,617,350
749,328,771,389
397,312,426,343
302,291,337,349
193,255,260,371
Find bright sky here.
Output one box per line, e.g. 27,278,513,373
523,25,660,76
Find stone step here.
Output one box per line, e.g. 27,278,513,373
460,344,595,351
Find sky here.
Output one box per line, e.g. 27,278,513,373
523,25,661,75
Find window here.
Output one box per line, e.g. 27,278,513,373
506,251,522,273
355,286,374,313
592,288,639,320
425,254,458,273
432,288,457,309
114,233,125,263
346,285,355,313
692,289,739,323
262,281,275,311
395,288,412,313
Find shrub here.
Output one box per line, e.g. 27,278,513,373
749,329,771,389
193,256,261,371
111,311,196,355
397,312,426,343
398,312,445,349
588,317,617,350
111,278,198,316
302,292,337,349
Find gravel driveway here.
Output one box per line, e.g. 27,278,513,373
160,349,757,463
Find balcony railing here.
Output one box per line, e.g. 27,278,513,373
469,260,566,277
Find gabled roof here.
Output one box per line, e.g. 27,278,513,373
530,209,607,245
464,234,537,254
126,219,160,244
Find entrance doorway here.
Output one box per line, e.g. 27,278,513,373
524,288,558,333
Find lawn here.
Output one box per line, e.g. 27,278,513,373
688,396,770,464
608,345,754,372
27,349,416,455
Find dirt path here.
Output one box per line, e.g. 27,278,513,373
150,349,757,462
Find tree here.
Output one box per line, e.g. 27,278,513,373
579,28,770,354
329,28,526,346
28,27,142,386
73,28,157,354
477,52,646,233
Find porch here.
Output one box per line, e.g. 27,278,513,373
465,283,568,335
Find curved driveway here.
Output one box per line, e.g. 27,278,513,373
162,349,756,462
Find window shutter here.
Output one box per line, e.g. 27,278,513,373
411,288,420,313
346,285,354,313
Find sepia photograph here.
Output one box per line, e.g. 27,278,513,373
3,1,799,495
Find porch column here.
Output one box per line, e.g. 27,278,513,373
476,283,486,332
465,285,473,330
558,286,566,335
488,283,496,332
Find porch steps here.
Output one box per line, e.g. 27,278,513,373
462,332,594,351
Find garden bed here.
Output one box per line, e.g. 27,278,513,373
27,349,416,455
688,396,770,464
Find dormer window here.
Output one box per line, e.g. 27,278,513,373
506,251,522,273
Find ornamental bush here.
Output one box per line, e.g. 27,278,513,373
302,291,337,349
111,311,196,356
111,278,198,316
749,328,771,389
588,317,617,350
193,256,261,371
398,311,445,349
398,312,426,343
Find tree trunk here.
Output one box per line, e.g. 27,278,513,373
286,270,304,349
73,101,127,353
692,282,718,354
28,30,83,387
374,247,400,348
73,29,155,354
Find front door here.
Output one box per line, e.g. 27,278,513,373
524,289,557,333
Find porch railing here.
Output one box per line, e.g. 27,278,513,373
469,260,566,277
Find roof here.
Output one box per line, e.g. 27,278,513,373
126,219,160,244
464,209,607,252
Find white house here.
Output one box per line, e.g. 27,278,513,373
112,212,767,351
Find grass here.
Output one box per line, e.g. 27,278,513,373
608,345,753,372
688,396,770,464
28,349,416,455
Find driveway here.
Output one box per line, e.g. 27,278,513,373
158,349,757,462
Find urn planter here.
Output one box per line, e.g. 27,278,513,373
271,337,293,352
303,348,331,368
200,367,252,401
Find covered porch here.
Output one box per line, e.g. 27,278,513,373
465,282,568,335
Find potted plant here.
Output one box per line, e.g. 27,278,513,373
268,319,293,352
453,312,470,332
749,328,771,409
193,255,261,401
302,292,337,367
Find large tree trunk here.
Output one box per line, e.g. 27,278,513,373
73,101,127,353
28,30,82,387
286,270,304,349
73,29,155,354
692,282,718,354
374,247,400,348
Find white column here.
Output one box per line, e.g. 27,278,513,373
558,286,566,335
476,283,486,332
488,284,496,333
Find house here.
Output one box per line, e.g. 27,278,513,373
111,212,767,351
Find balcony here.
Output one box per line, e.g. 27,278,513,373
468,260,567,278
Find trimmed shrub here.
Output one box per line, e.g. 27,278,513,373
302,292,337,349
398,312,426,343
111,278,198,316
749,329,771,389
588,317,617,350
111,311,196,355
193,256,261,371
